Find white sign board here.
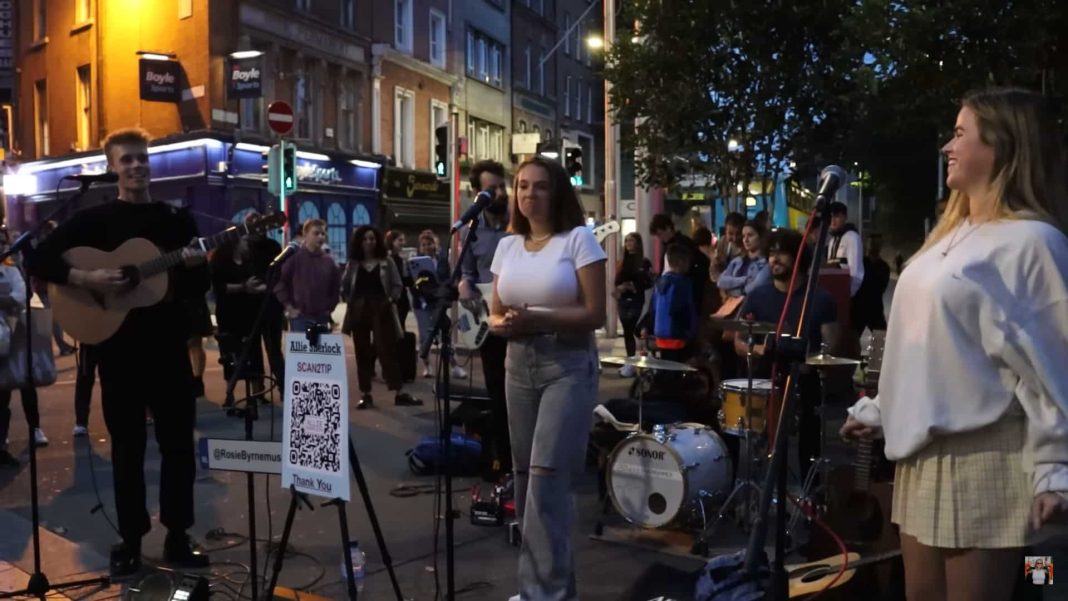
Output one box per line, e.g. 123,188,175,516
620,199,636,218
511,132,541,155
199,438,282,474
281,333,350,501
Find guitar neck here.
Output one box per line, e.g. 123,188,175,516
139,224,247,278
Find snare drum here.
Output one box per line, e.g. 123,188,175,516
718,378,773,434
606,423,732,528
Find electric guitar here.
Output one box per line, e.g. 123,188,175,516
455,221,621,349
787,549,902,598
49,212,286,344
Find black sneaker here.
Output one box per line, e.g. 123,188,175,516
109,541,142,579
0,449,18,468
394,392,423,406
357,393,374,410
163,531,210,568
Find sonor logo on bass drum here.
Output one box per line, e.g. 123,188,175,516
628,447,666,461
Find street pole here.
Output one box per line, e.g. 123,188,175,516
603,0,619,339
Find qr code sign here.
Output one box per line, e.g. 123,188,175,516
287,379,343,473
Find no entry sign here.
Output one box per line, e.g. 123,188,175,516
267,101,294,135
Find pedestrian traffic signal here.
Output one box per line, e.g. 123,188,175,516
281,143,297,195
264,146,281,197
564,146,583,186
434,124,448,179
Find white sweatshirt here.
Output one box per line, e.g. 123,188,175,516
828,229,864,296
849,217,1068,496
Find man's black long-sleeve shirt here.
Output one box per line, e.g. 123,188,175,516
29,200,210,349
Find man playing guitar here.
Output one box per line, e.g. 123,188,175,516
458,160,512,482
30,127,210,576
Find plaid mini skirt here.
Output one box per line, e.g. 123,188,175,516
891,413,1037,549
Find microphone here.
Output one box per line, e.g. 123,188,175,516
63,172,119,184
269,241,300,268
450,190,495,234
816,165,848,204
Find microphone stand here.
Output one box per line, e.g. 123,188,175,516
0,179,112,599
741,196,834,600
420,215,482,601
222,250,288,601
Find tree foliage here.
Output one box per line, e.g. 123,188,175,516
606,0,1068,244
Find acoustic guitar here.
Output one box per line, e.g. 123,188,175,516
49,212,285,344
455,220,621,349
787,549,902,598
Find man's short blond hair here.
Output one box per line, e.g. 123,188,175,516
303,218,326,233
102,127,151,165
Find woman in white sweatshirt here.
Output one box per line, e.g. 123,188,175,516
842,88,1068,600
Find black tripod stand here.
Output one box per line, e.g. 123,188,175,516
263,325,404,601
0,179,111,599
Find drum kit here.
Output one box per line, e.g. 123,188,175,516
597,318,861,554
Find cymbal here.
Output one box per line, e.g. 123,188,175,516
709,318,777,335
805,353,861,367
601,355,696,372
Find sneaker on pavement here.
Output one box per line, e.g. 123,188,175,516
508,595,520,601
109,541,142,579
394,392,423,406
72,425,88,437
163,531,210,568
451,365,468,379
34,428,49,447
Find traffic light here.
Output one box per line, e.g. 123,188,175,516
536,139,562,160
281,143,297,195
264,146,281,197
564,146,583,186
434,124,448,179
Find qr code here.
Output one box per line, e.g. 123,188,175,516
287,379,343,472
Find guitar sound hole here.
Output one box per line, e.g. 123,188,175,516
792,566,831,583
119,265,142,287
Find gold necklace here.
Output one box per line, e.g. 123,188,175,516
530,232,553,243
941,220,983,257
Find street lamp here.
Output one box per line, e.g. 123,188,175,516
586,35,604,49
230,49,263,59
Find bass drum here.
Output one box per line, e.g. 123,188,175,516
607,423,732,528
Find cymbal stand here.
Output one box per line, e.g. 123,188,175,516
691,321,763,553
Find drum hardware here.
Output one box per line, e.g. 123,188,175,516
805,352,861,367
602,355,695,434
710,317,777,336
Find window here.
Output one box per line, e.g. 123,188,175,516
76,65,91,150
393,87,415,168
242,97,263,133
326,203,348,264
34,79,48,157
341,0,355,29
33,0,46,40
578,134,594,188
490,128,502,162
295,61,319,140
76,0,91,24
564,14,571,56
476,124,489,159
339,78,357,150
576,24,583,63
576,78,582,121
489,46,501,87
523,46,531,89
564,76,571,117
296,0,311,11
298,201,320,227
429,10,446,69
429,100,448,167
395,0,413,52
588,82,593,124
466,32,475,73
353,204,372,227
466,31,505,89
537,47,545,96
478,38,487,80
518,120,527,133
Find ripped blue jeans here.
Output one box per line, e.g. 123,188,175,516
505,333,598,601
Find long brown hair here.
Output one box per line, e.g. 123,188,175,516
919,87,1068,257
509,156,586,237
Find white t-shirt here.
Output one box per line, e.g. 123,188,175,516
490,226,607,309
1032,567,1048,585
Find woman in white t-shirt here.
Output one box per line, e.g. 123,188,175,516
489,156,606,601
841,88,1068,600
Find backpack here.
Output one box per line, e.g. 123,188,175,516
406,433,483,476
